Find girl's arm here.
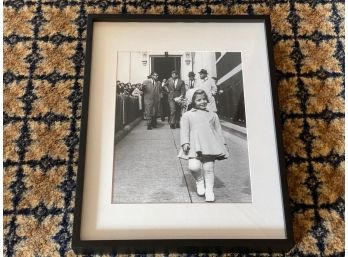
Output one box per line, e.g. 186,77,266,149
213,113,226,145
180,113,190,147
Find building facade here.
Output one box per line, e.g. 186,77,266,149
116,51,216,83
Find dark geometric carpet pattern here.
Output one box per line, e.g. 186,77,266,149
3,0,344,256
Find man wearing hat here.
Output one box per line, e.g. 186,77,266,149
183,71,197,113
187,71,196,90
163,70,186,129
142,72,161,130
195,69,217,112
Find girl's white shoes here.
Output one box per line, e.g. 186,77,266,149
205,189,215,202
196,180,215,202
196,180,205,196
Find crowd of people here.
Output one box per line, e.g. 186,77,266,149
116,81,142,96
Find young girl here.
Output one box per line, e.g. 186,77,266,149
178,89,229,202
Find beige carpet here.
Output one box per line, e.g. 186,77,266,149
3,1,344,256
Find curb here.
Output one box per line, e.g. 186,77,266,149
221,123,247,140
115,117,143,144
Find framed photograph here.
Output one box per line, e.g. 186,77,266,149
73,14,293,254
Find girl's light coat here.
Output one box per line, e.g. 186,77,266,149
178,108,229,160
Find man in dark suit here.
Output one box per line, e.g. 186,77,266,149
187,71,196,90
160,78,170,122
163,70,186,129
142,72,161,130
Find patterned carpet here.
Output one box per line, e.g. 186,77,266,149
3,1,344,256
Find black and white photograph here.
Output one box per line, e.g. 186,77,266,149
112,52,251,204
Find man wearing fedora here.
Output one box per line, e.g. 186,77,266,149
186,71,196,90
163,70,186,129
195,69,217,112
142,72,161,130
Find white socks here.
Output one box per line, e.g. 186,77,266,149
204,166,215,202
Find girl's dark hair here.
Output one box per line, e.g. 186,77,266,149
188,89,209,110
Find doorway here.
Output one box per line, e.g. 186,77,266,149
151,56,181,82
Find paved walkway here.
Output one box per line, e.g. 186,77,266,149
112,120,251,203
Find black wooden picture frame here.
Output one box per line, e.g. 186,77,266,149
72,14,294,254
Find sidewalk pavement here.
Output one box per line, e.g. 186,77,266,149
112,119,251,203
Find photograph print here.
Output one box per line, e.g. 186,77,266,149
112,51,251,204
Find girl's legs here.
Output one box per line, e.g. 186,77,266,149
202,161,215,202
188,158,205,196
